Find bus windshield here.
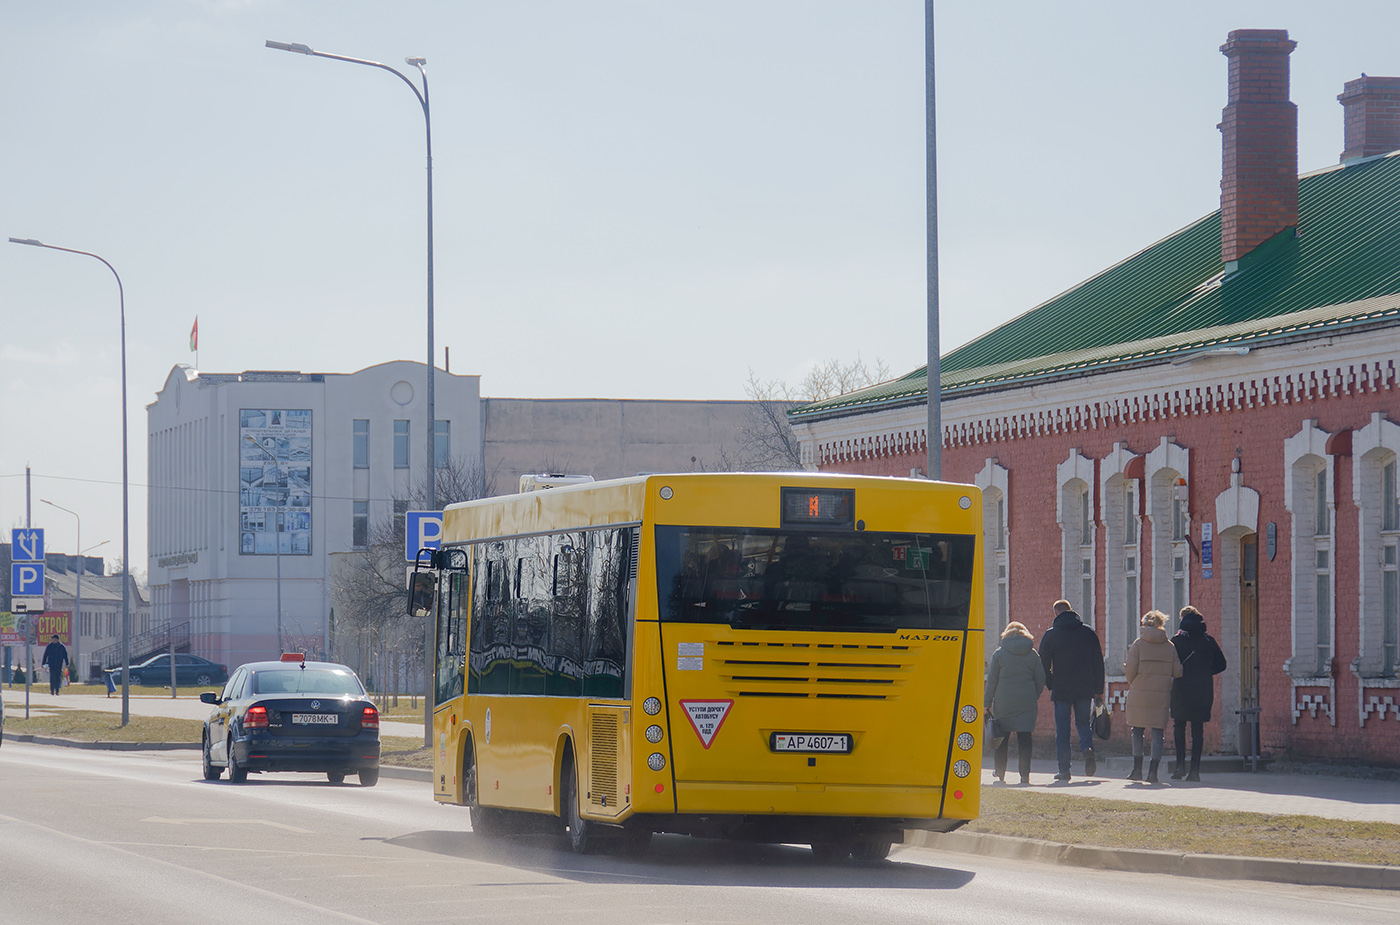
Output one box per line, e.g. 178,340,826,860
655,525,975,632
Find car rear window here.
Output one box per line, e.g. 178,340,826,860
251,668,364,696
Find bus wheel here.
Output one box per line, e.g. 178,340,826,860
850,839,894,863
561,756,594,854
464,740,498,835
809,841,850,863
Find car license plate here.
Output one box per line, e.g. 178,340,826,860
292,713,338,725
770,732,852,753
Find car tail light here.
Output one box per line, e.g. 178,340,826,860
245,705,269,729
361,706,379,730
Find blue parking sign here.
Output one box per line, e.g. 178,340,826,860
12,561,45,596
405,511,443,562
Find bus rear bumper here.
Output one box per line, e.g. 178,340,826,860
670,779,962,819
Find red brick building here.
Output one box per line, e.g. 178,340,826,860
791,31,1400,766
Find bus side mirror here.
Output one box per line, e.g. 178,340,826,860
408,570,437,618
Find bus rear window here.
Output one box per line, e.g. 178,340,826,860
654,526,975,632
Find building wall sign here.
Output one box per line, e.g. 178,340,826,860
157,551,198,569
239,409,312,556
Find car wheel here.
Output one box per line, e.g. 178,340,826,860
327,771,346,784
128,673,141,687
194,673,213,686
227,737,247,783
358,767,379,787
562,753,594,854
201,731,223,781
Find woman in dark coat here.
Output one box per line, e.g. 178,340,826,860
1170,605,1228,781
985,622,1046,785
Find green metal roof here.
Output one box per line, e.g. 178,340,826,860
794,151,1400,421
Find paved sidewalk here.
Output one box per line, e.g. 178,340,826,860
2,687,427,739
988,755,1400,825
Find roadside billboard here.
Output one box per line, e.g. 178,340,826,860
33,612,71,645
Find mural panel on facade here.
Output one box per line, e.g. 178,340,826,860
239,409,312,555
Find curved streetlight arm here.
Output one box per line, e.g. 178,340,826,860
265,41,427,111
11,235,130,724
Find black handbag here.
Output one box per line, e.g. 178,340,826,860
986,715,1007,740
1092,703,1112,740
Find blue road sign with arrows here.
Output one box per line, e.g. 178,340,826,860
11,528,44,562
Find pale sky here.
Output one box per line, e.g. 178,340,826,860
4,1,1399,576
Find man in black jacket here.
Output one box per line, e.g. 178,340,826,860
1039,600,1105,781
41,635,69,695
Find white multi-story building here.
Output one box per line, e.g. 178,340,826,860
147,361,481,670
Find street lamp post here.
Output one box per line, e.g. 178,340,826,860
266,40,437,744
10,237,132,725
243,436,284,655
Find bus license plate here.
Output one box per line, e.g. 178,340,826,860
292,714,338,725
770,732,851,754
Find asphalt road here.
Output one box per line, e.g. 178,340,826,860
1,742,1396,925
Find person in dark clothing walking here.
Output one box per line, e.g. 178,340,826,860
41,635,69,695
985,622,1046,786
1039,600,1105,781
1170,606,1228,781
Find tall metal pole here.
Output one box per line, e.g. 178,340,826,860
925,1,943,481
265,41,438,745
10,237,131,724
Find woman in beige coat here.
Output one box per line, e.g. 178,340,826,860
1124,610,1182,783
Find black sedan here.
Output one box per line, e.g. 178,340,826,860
111,654,229,688
200,654,380,786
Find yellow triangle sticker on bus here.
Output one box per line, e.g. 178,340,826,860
680,700,734,749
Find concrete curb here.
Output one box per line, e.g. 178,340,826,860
2,732,199,751
906,830,1400,891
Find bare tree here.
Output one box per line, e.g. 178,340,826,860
329,454,491,704
721,356,891,471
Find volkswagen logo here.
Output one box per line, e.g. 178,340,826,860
311,700,320,710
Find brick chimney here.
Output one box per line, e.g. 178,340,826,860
1338,76,1400,162
1219,29,1298,266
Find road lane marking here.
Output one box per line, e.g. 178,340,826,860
142,816,315,833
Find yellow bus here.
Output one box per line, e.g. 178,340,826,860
409,472,983,860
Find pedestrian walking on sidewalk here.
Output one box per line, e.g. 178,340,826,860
985,621,1046,786
41,635,69,696
1170,606,1228,781
1124,610,1182,784
1039,600,1105,782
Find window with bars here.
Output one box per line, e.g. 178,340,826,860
1125,486,1137,544
1125,555,1138,643
1383,542,1398,675
1314,548,1332,676
1385,460,1399,674
1081,557,1093,622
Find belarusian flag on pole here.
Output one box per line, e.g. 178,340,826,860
190,317,198,352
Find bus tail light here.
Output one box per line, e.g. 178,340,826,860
245,705,269,729
361,706,380,730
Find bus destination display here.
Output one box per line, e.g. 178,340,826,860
780,487,854,529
